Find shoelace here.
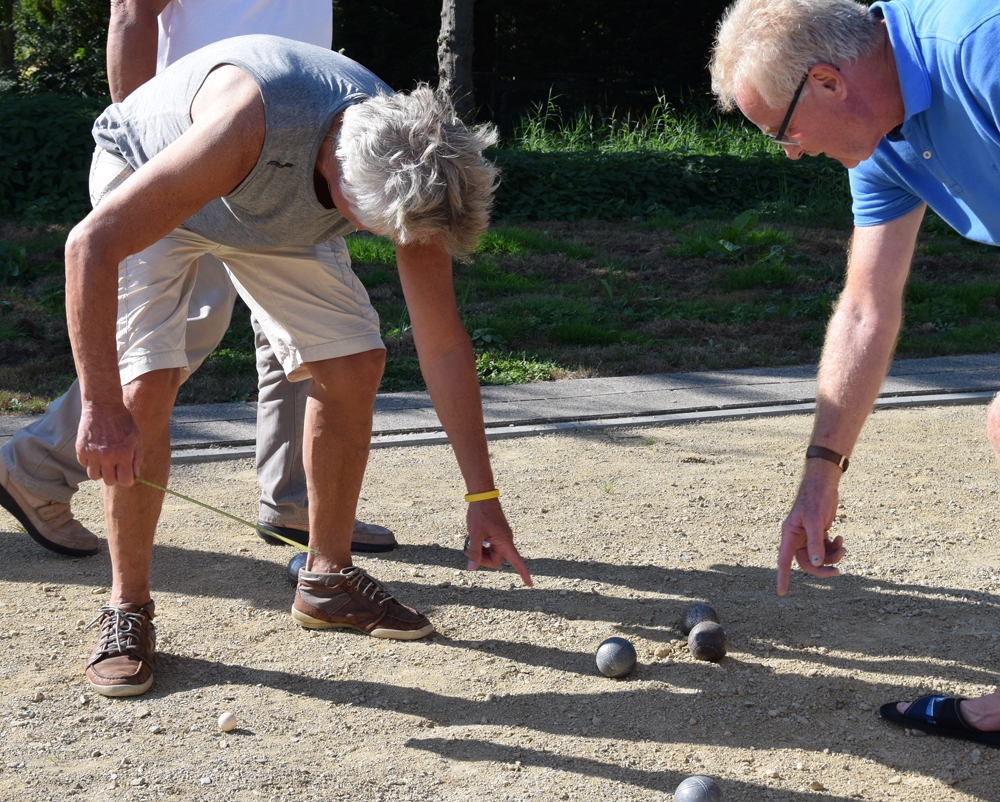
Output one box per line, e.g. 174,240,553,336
86,605,151,658
341,565,395,606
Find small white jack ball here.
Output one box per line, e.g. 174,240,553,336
217,712,237,732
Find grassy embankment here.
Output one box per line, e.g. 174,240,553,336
0,98,997,411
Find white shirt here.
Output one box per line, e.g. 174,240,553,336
156,0,332,71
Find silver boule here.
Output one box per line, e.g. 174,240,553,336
674,774,723,802
595,636,637,678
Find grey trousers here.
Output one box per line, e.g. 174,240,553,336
0,255,310,527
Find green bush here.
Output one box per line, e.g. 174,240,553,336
12,0,110,97
0,93,105,220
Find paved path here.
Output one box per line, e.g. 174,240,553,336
1,354,997,463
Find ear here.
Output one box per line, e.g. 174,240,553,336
809,64,847,102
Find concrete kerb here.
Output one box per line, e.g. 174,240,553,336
168,388,998,464
0,354,996,465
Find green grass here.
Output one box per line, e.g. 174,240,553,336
493,96,852,224
509,91,767,158
476,352,561,385
346,234,396,267
5,209,998,412
479,227,594,259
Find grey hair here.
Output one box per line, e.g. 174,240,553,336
335,84,499,255
710,0,882,111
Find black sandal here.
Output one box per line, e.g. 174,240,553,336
880,695,1000,746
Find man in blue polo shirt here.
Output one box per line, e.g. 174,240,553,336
711,0,1000,745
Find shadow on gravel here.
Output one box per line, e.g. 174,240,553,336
3,528,999,796
148,647,1000,799
144,653,877,800
1,531,997,679
405,737,865,802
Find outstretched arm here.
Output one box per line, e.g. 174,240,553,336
778,203,924,595
68,66,265,486
107,0,172,102
395,240,532,586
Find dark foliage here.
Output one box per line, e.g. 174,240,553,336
332,0,441,91
12,0,110,96
475,0,732,123
0,92,105,220
328,1,737,122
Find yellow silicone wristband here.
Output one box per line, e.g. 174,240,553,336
464,489,500,503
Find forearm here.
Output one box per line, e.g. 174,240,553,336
107,0,166,102
807,207,924,459
419,336,496,493
64,225,124,404
809,295,901,455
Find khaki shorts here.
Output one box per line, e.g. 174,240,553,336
90,148,384,385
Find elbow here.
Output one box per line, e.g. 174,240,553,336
64,220,112,284
64,225,83,274
830,293,902,344
64,223,90,276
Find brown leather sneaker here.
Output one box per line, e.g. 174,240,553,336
292,566,433,640
0,461,99,556
85,601,156,697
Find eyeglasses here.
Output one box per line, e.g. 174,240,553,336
768,72,809,146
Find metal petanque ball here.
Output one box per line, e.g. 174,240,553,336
687,621,728,662
596,636,637,678
286,551,307,586
673,775,723,802
680,603,719,635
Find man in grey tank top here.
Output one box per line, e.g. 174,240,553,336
71,35,532,697
0,0,396,558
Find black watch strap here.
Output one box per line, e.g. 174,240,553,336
806,445,849,473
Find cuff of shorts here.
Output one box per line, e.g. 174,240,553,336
284,334,387,382
118,352,190,387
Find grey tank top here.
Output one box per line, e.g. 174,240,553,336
92,35,391,249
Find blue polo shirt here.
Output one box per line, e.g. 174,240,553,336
849,0,1000,245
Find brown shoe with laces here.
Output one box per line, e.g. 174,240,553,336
85,601,156,697
0,461,99,556
291,566,434,640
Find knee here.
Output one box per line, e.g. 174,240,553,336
340,349,385,396
308,349,385,401
361,348,386,382
122,368,185,418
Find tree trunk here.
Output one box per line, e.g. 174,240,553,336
1,0,14,77
437,0,475,120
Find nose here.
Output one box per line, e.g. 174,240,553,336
781,143,804,160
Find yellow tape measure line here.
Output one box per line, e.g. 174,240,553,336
136,478,318,554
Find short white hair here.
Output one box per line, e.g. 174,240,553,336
710,0,882,111
336,85,499,255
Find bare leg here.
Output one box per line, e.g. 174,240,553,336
898,690,1000,732
104,368,184,606
896,394,1000,730
987,393,1000,468
301,349,385,573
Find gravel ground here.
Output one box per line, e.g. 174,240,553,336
1,404,999,801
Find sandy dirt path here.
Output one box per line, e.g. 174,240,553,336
0,404,998,801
